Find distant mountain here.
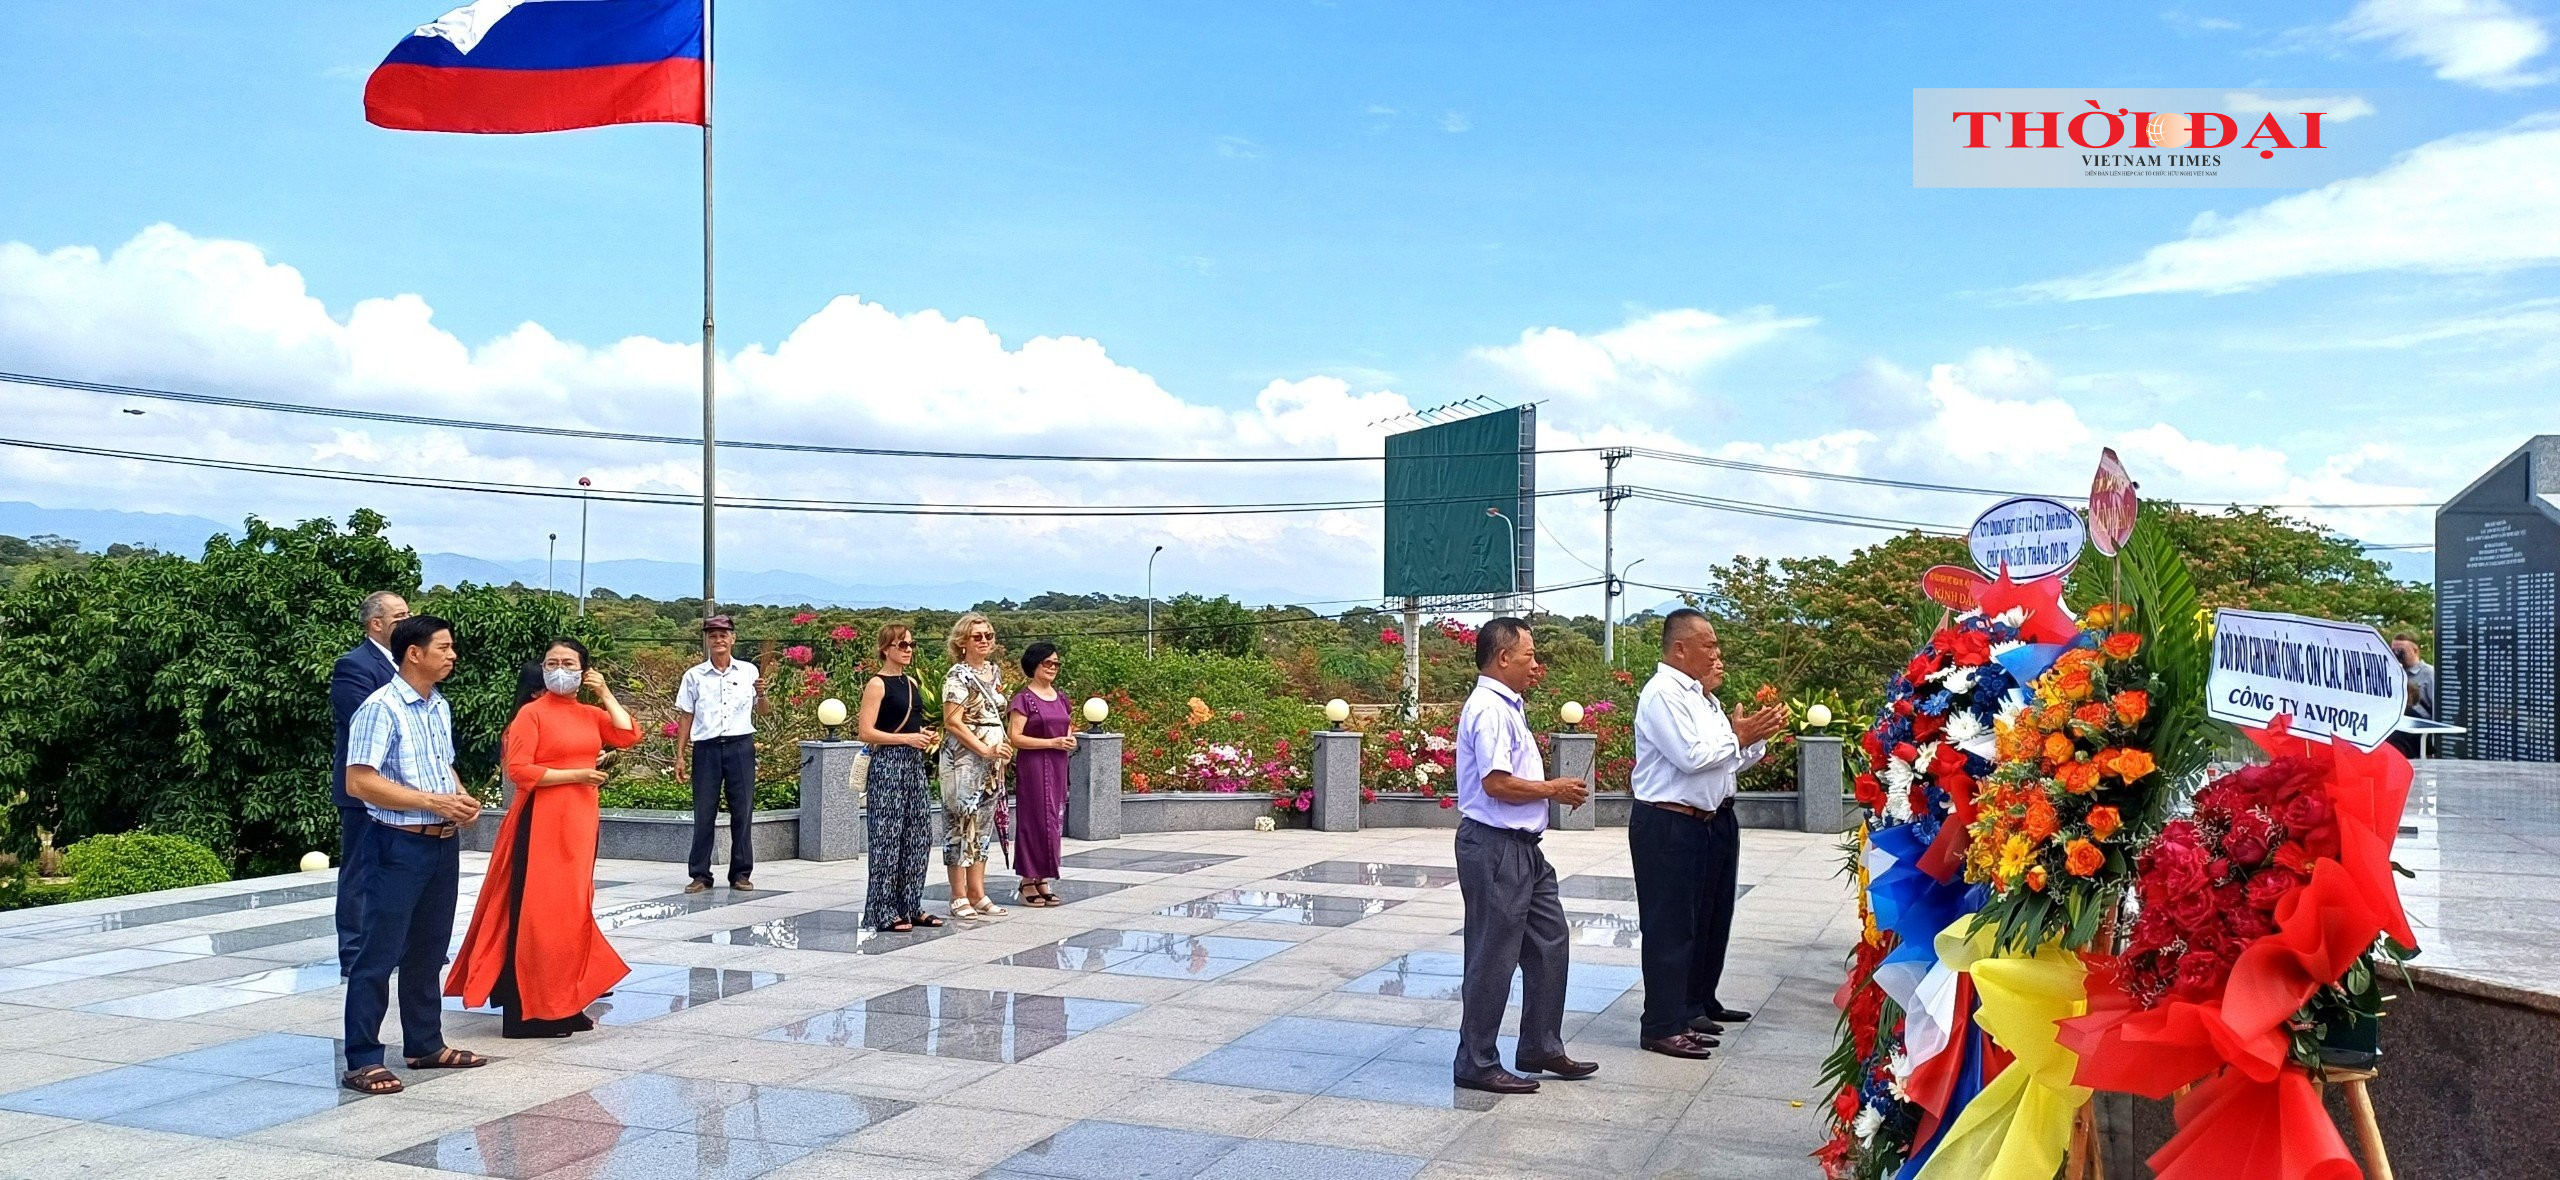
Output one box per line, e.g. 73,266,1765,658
0,501,235,554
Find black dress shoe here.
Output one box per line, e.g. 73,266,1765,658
1707,1007,1753,1023
1642,1032,1715,1059
1686,1015,1726,1036
1454,1071,1542,1094
1517,1054,1599,1079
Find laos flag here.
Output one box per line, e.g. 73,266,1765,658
365,0,705,134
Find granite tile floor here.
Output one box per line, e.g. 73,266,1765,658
0,824,1852,1178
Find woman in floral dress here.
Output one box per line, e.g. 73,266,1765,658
940,612,1010,919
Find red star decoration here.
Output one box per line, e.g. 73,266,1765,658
1976,565,2078,646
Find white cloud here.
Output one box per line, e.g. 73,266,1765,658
2338,0,2553,89
2030,114,2560,298
1439,112,1472,133
1471,307,1817,407
2224,91,2378,121
1214,135,1266,159
0,225,1426,601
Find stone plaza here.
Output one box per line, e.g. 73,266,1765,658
0,824,1852,1179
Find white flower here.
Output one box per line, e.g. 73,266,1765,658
1945,712,1985,746
1886,1052,1914,1102
1996,691,2028,728
1880,756,1916,822
1994,607,2026,628
1853,1105,1883,1141
1943,666,1976,695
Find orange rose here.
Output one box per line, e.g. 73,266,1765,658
2111,749,2157,781
2065,838,2104,877
2023,797,2060,841
2058,761,2102,794
2057,666,2094,703
2073,703,2112,730
2024,864,2048,892
2039,703,2072,731
2112,690,2150,725
2102,632,2142,659
2042,733,2074,767
2087,805,2122,840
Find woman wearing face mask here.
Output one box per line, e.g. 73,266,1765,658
447,639,639,1038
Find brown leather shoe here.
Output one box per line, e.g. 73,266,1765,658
729,879,755,892
1517,1054,1600,1079
1642,1032,1715,1059
683,880,711,894
1454,1071,1542,1094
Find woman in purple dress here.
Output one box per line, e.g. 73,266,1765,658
1006,642,1077,907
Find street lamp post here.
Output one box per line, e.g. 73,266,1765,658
1485,506,1520,613
1614,557,1647,663
576,476,592,617
546,533,557,594
1145,544,1167,660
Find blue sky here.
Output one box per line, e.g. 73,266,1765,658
4,1,2556,609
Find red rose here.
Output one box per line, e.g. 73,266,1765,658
1913,711,1946,740
2174,949,2230,1000
2224,812,2273,867
2280,791,2331,833
1862,731,1886,761
1854,773,1885,809
2245,869,2302,912
2226,906,2276,942
1894,742,1920,764
1930,744,1968,775
2153,884,2213,930
2145,825,2209,896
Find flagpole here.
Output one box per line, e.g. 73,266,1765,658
699,0,718,616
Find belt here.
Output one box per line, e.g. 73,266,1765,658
693,733,754,744
1641,798,1723,822
378,820,458,838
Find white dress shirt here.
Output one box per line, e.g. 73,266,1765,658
1632,663,1765,811
1455,676,1549,832
674,658,761,740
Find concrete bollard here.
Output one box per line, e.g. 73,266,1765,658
798,740,867,860
1309,729,1363,833
1547,731,1598,831
1067,732,1125,841
1797,734,1846,833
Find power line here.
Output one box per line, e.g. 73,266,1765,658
6,370,1603,466
1623,485,1961,534
0,435,1600,519
1626,447,2443,511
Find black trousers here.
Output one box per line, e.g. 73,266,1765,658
1629,800,1739,1040
688,734,757,884
334,803,372,977
342,823,459,1070
1453,818,1570,1081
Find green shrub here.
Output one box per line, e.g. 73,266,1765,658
61,832,229,901
596,777,798,812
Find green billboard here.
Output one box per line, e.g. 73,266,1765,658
1382,407,1535,601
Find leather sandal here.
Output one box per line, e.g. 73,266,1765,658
406,1047,490,1070
341,1065,403,1095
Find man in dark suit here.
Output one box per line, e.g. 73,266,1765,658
331,590,409,977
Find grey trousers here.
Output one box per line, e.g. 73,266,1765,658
1453,817,1570,1080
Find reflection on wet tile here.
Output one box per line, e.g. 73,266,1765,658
153,1031,344,1080
761,984,1139,1063
0,1063,237,1121
693,908,958,955
445,963,779,1027
384,1112,652,1178
1341,952,1641,1012
1197,1137,1427,1180
0,945,199,991
0,882,335,939
1059,849,1242,875
1558,874,1637,901
924,876,1131,904
999,928,1292,981
996,1119,1242,1180
1156,889,1403,927
143,914,341,956
595,887,789,932
1563,909,1643,948
1177,1018,1504,1112
107,1076,361,1137
1274,861,1459,889
522,1073,911,1147
82,960,345,1018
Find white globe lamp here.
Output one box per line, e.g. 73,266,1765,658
1324,699,1351,730
1806,703,1833,729
299,851,330,873
1083,697,1110,731
1558,701,1585,727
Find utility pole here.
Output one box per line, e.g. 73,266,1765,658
1601,447,1631,664
546,533,557,594
1402,595,1422,720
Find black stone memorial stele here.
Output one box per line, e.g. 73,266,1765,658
2435,435,2560,761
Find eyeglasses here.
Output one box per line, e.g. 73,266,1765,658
541,661,582,671
890,640,916,650
1039,658,1061,669
969,633,995,642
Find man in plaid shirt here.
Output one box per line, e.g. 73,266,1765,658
339,614,488,1095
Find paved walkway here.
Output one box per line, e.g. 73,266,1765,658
0,825,1851,1179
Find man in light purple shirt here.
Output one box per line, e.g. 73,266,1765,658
1450,618,1598,1094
